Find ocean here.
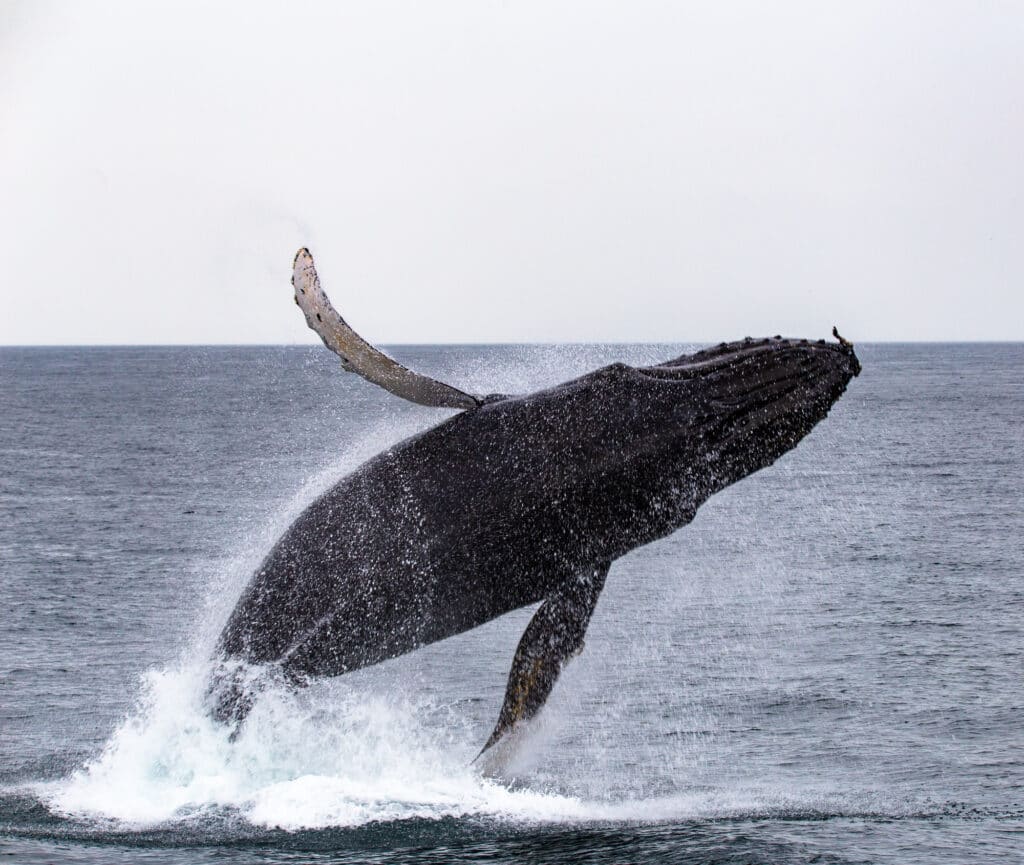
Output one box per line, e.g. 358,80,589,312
1,343,1021,863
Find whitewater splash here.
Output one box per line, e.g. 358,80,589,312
40,661,791,830
44,662,573,828
42,657,899,833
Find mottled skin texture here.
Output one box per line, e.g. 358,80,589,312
211,336,860,752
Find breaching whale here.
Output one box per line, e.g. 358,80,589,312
208,248,860,758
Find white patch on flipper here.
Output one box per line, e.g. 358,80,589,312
291,247,479,409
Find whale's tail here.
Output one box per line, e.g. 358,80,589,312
204,659,304,736
204,661,255,733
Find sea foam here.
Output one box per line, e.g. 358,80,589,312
43,659,881,830
45,661,588,829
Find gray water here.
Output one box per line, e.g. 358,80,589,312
1,343,1021,864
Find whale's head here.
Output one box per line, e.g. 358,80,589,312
634,332,861,500
509,331,861,556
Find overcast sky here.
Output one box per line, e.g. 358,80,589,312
1,1,1021,344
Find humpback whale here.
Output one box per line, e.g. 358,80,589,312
209,248,860,758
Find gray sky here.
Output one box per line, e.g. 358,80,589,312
1,1,1021,344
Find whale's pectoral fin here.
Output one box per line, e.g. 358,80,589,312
291,248,482,410
477,564,609,760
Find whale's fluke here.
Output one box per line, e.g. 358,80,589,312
291,248,481,410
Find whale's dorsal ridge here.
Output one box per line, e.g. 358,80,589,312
292,248,482,411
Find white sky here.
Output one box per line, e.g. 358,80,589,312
1,1,1021,344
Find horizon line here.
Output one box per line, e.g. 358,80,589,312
2,339,1023,349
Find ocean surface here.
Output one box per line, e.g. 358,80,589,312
1,342,1021,864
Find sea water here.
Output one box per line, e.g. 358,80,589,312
1,343,1021,863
